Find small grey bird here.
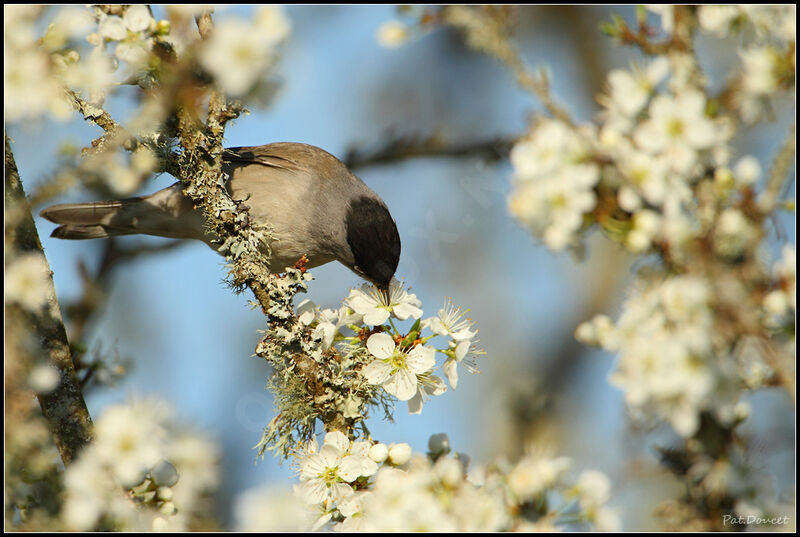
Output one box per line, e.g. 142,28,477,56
40,143,401,290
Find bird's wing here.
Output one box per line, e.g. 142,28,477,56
222,146,304,173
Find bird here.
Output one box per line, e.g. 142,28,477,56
39,142,401,292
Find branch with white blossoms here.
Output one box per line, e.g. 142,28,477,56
239,432,619,531
255,274,486,459
375,6,573,123
499,4,795,531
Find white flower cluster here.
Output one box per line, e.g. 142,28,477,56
696,5,796,42
241,433,617,531
508,8,794,255
199,6,291,97
345,280,483,412
763,245,796,319
508,120,600,251
89,5,158,82
696,5,795,123
577,276,726,437
288,279,483,416
60,398,219,531
4,6,74,121
5,5,292,123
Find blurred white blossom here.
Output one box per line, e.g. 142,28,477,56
60,398,219,531
199,7,290,97
5,253,52,312
589,276,721,437
508,120,599,251
377,20,409,48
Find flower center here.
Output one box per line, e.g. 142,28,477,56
631,168,649,186
389,351,407,372
321,466,339,485
667,118,684,138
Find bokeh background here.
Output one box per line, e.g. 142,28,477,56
8,5,795,529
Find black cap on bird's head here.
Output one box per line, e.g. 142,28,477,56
345,196,401,296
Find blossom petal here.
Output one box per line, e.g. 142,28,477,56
329,482,355,503
366,332,395,359
392,301,423,320
323,431,349,454
345,292,375,314
300,453,328,480
383,368,417,401
363,308,390,326
362,361,392,385
454,340,471,361
406,345,436,374
318,445,342,467
443,359,459,389
423,374,448,396
339,455,378,482
297,479,328,504
407,388,424,415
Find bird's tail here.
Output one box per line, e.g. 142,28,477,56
39,184,206,241
39,199,141,240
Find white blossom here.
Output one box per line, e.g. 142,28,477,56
597,276,719,437
387,442,413,466
296,431,378,507
362,333,435,401
27,365,60,394
603,57,669,125
346,279,423,325
98,14,127,41
123,5,154,33
368,443,389,463
199,8,290,97
634,91,721,175
697,6,741,38
507,454,571,502
235,486,316,531
5,253,52,312
93,401,170,486
423,298,476,341
377,21,409,48
509,120,600,250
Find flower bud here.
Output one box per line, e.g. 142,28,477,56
368,443,389,463
156,19,171,35
159,501,176,516
151,459,179,487
427,433,450,457
156,486,173,501
388,443,412,466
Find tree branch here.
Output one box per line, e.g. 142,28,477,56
5,135,93,464
344,134,517,170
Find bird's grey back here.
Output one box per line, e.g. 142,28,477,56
223,143,383,270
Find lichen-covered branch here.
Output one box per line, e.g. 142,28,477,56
5,135,93,465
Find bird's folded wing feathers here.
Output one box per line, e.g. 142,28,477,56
222,146,303,172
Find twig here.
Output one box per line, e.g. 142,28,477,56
440,6,574,124
65,238,191,350
5,135,93,464
344,134,517,170
760,123,796,213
